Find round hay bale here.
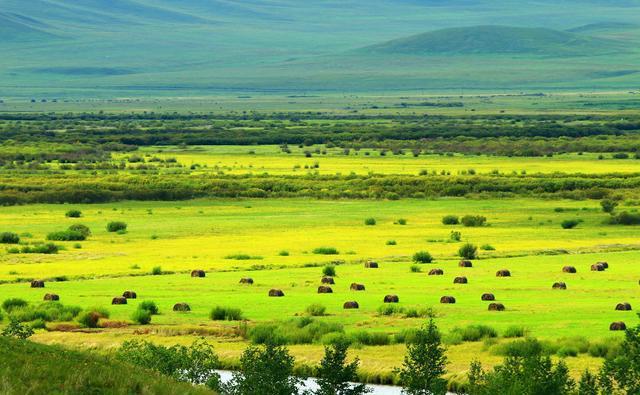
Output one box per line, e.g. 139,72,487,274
30,280,45,288
496,270,511,277
615,302,632,311
481,293,495,301
365,261,379,269
191,270,206,278
552,282,567,290
610,322,626,331
111,297,127,305
122,291,137,299
173,303,191,312
598,261,609,269
321,276,335,285
43,293,59,301
343,301,359,309
428,269,444,276
317,286,333,294
459,260,473,268
350,283,365,291
268,289,285,297
562,266,577,273
440,296,456,304
383,295,399,303
453,276,468,284
488,303,505,311
591,264,605,272
239,278,254,285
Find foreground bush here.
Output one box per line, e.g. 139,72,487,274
315,341,371,395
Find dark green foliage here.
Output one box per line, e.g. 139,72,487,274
68,224,91,237
210,306,243,321
131,309,152,325
561,219,580,229
461,215,487,227
386,239,397,245
47,230,86,241
313,247,339,255
600,199,618,214
314,340,371,395
467,339,575,395
20,243,59,254
152,266,163,275
323,265,336,277
117,339,221,389
610,211,640,225
107,221,127,232
364,218,376,226
138,301,159,315
598,322,640,394
450,231,461,242
396,318,448,395
2,298,27,313
223,342,300,395
442,215,459,225
577,370,599,395
413,251,433,264
458,243,478,259
1,319,34,340
396,218,407,225
0,232,20,244
65,209,82,218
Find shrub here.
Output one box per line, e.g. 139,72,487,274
313,247,339,255
68,224,91,237
65,210,82,218
47,230,86,241
480,244,495,251
386,239,397,245
107,221,127,232
502,326,527,338
0,232,20,244
138,301,159,315
601,199,619,214
458,243,478,260
322,265,336,277
364,218,376,226
21,243,59,254
2,298,28,313
278,250,290,256
561,219,580,229
403,308,430,319
131,309,152,325
610,211,640,225
210,306,243,321
410,265,422,273
442,215,459,225
1,318,34,339
30,318,46,330
413,251,433,264
461,215,487,227
396,218,407,225
151,266,162,275
305,303,326,317
315,341,368,395
377,304,404,316
450,231,461,241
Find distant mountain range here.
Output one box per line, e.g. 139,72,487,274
1,0,639,96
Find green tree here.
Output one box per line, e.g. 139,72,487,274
1,318,34,340
577,370,599,395
314,340,371,395
599,320,640,394
396,317,448,395
224,342,301,395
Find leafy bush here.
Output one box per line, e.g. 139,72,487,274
396,218,407,225
442,215,459,225
47,230,86,241
278,250,290,256
1,318,34,339
68,224,91,237
322,265,336,277
364,218,376,226
450,231,462,241
0,232,20,244
2,298,27,313
349,331,391,346
458,243,478,259
151,266,162,275
386,239,397,245
131,309,152,325
610,211,640,225
313,247,339,255
461,215,487,227
561,219,580,229
107,221,127,232
601,199,618,213
410,265,422,273
210,306,243,321
413,251,433,264
65,210,82,218
138,301,159,315
305,303,326,317
21,243,59,254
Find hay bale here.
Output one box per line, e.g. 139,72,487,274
173,303,191,312
562,266,577,273
365,261,379,269
239,278,254,285
191,270,206,278
591,264,605,272
615,302,632,311
453,276,468,284
43,293,59,301
610,322,626,331
598,261,609,269
428,269,444,276
488,303,505,311
321,276,335,285
552,282,567,290
350,283,365,291
343,301,359,309
440,296,456,304
459,260,473,268
317,286,333,294
30,280,45,288
122,291,137,299
496,270,511,277
111,297,127,305
481,293,495,301
268,289,285,297
383,295,399,303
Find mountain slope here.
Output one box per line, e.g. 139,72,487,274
362,25,622,56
